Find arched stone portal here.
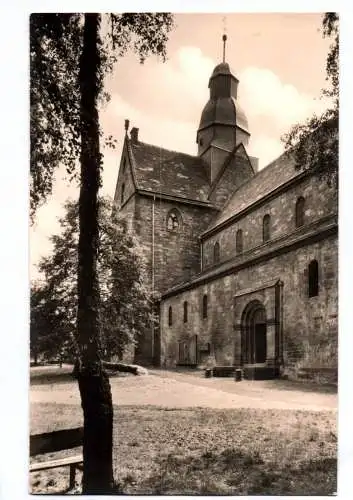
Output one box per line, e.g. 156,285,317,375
241,300,267,364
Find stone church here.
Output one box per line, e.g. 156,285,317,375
113,43,338,379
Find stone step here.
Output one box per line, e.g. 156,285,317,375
243,366,279,380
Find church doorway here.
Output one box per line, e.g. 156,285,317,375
177,335,198,366
241,300,267,365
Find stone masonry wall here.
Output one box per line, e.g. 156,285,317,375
117,195,136,232
202,173,338,269
160,235,338,375
134,195,216,294
132,195,215,365
161,274,237,368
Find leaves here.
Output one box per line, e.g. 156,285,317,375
282,13,339,187
30,14,82,219
30,13,174,492
31,197,153,361
107,13,174,64
322,13,339,104
30,13,174,221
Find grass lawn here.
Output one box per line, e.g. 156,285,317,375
30,401,337,495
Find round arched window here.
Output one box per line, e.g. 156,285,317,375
213,241,220,264
263,214,271,242
168,306,173,326
166,209,182,232
236,229,243,254
202,294,208,319
308,259,319,297
295,196,305,228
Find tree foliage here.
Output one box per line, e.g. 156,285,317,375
282,13,339,186
30,283,74,363
30,13,174,220
31,197,152,361
30,15,82,218
31,13,174,493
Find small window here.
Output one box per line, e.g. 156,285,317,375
308,260,319,297
168,306,173,326
183,301,188,323
214,241,220,264
122,157,127,174
236,229,243,254
295,196,305,228
199,138,204,147
167,209,181,232
202,294,208,319
263,214,271,242
121,183,125,205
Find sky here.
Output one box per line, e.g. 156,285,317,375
30,12,332,280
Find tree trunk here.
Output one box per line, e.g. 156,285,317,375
76,13,114,494
33,343,38,365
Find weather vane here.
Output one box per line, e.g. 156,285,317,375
222,15,228,63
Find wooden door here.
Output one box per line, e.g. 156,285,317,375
178,335,197,365
255,323,267,363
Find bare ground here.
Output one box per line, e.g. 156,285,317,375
29,367,337,494
30,366,337,412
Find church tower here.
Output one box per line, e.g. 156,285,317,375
196,35,251,183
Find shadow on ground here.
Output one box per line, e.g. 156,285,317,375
151,368,337,394
132,448,337,495
30,364,132,385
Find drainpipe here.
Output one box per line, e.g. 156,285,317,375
200,238,203,272
280,280,284,367
151,194,156,363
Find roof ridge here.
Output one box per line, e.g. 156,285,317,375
125,137,140,190
207,144,239,197
215,148,294,215
131,139,201,161
202,148,300,234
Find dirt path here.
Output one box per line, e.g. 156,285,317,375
30,370,337,412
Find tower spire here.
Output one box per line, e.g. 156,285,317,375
222,15,227,63
222,34,227,63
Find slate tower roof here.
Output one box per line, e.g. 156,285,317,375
198,62,249,135
195,36,252,183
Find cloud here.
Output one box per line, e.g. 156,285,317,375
104,46,329,170
239,66,331,135
31,45,329,273
175,46,214,103
101,92,197,181
248,135,284,170
105,46,214,125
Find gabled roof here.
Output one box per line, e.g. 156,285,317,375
208,142,254,196
127,138,212,204
204,149,302,233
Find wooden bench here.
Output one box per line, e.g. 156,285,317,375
30,427,83,490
